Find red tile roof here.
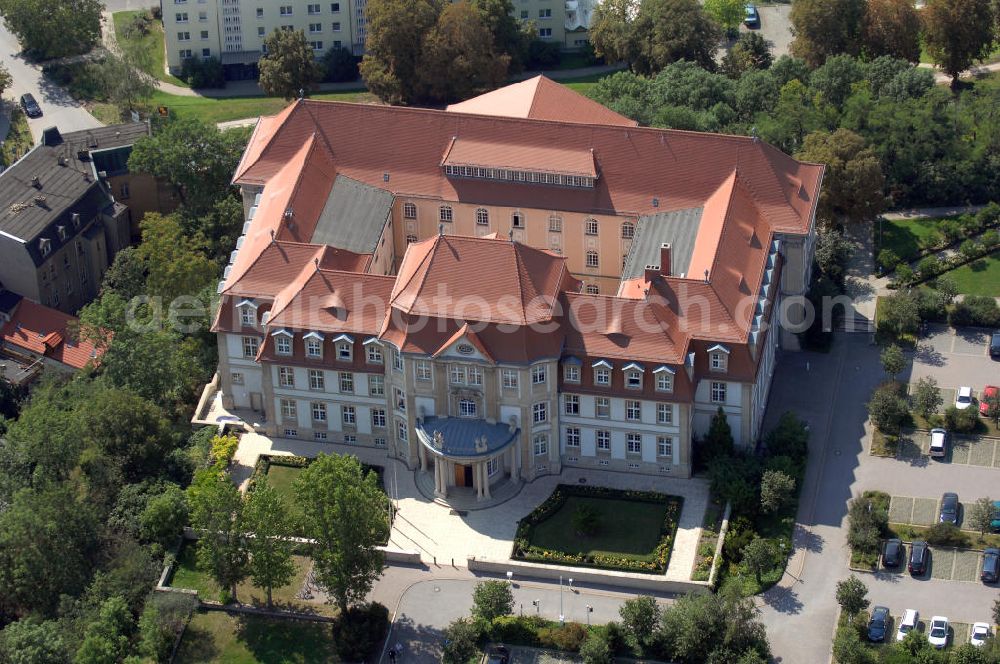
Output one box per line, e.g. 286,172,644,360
442,137,598,178
0,298,103,370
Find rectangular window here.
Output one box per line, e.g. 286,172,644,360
486,457,499,476
502,369,518,390
314,431,328,440
339,372,354,394
175,13,189,22
240,307,255,326
372,409,387,428
397,420,408,442
564,394,579,415
306,338,323,358
415,360,432,382
308,369,325,390
563,364,580,383
548,215,562,232
275,335,292,355
311,402,327,421
179,49,192,58
231,372,244,385
656,372,674,392
279,5,292,15
336,341,352,361
280,398,296,419
278,366,295,388
711,381,727,404
531,365,546,385
369,375,385,397
449,365,466,385
308,3,321,13
532,402,548,424
533,433,548,456
594,368,610,386
459,399,477,417
366,344,383,364
595,397,610,418
586,252,599,268
711,352,728,372
539,27,552,38
626,400,641,421
284,429,298,437
627,433,642,454
258,26,265,36
344,434,357,444
202,47,211,57
394,387,406,412
626,370,642,389
309,40,323,50
538,8,552,18
657,403,673,425
596,430,610,451
332,21,341,30
657,436,673,458
342,405,356,425
309,22,322,32
256,7,264,17
565,427,580,447
392,349,403,372
468,366,483,386
586,219,598,236
331,2,340,10
374,437,386,447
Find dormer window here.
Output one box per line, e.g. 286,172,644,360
654,366,675,392
57,226,67,241
624,363,643,389
39,238,51,257
304,331,324,358
708,344,730,372
563,364,580,383
240,308,255,326
273,330,293,356
594,368,609,385
364,339,383,364
333,334,354,361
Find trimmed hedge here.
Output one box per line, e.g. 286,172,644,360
512,484,683,574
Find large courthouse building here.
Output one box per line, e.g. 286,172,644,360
212,77,823,502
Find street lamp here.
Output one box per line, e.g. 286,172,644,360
586,605,593,626
559,575,564,625
532,599,540,614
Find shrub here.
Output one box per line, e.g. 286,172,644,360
867,384,909,434
441,618,481,664
894,263,914,284
488,615,543,646
723,516,758,564
579,630,613,664
877,248,901,272
472,580,514,622
332,602,389,662
847,493,889,557
180,56,225,88
619,596,660,649
527,40,561,69
708,455,760,516
537,622,588,652
924,522,968,547
959,238,979,259
914,286,948,320
763,412,809,468
321,46,359,82
760,469,796,514
209,433,239,467
949,295,1000,328
917,255,940,278
943,404,979,433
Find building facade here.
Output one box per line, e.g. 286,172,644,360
210,78,824,503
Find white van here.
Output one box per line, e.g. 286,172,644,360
897,609,919,642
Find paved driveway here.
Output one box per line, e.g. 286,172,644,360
742,4,793,58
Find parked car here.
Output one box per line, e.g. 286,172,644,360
928,616,949,648
897,609,919,642
19,93,42,118
929,428,948,458
956,386,974,410
940,492,960,524
991,500,1000,532
982,548,999,583
990,332,1000,359
486,646,510,664
744,4,760,27
883,538,903,567
868,606,890,642
981,386,998,416
908,540,929,575
971,622,992,647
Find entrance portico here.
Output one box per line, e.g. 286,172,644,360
415,415,521,503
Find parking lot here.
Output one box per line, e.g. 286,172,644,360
870,616,974,650
897,431,1000,468
875,538,988,583
909,325,999,394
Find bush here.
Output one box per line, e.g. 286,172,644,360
847,492,889,558
943,404,979,433
924,522,969,547
723,516,758,565
917,255,940,278
472,580,514,622
332,602,390,662
867,384,909,434
579,630,613,664
949,295,1000,328
537,622,588,652
488,615,543,646
321,46,359,82
180,56,225,88
527,40,561,69
877,248,901,272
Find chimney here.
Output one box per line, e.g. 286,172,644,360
659,243,672,276
643,264,660,283
30,176,41,189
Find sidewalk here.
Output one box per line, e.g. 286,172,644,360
918,60,1000,85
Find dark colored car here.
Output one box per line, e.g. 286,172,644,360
883,538,903,567
990,332,1000,359
486,646,510,664
19,93,41,118
744,4,760,27
940,492,959,524
868,606,891,642
909,540,929,575
983,548,1000,583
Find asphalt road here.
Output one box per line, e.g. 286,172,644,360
0,20,101,143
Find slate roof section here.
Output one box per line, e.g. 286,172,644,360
311,175,394,254
415,415,519,458
622,207,703,280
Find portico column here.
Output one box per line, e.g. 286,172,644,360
510,444,520,482
482,460,491,499
419,444,427,471
434,458,445,497
474,462,483,501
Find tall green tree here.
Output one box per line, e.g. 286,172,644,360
0,0,102,58
243,481,296,608
619,596,660,650
835,575,870,615
759,469,796,513
741,538,777,584
721,32,774,79
74,597,134,664
968,497,995,537
294,454,390,613
0,62,12,97
795,128,885,224
879,343,906,379
418,1,510,104
135,213,218,302
186,469,249,602
258,29,323,100
704,0,746,34
98,46,157,116
471,580,514,621
630,0,722,74
921,0,997,87
80,388,175,482
589,0,638,66
757,80,836,154
472,0,532,73
861,0,921,62
789,0,866,67
360,0,443,104
911,376,943,420
0,619,67,664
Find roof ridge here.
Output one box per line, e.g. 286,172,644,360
511,242,528,325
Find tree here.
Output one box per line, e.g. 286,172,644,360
994,598,1000,626
258,29,322,100
0,619,67,664
878,290,921,339
968,497,995,538
722,32,774,79
321,46,359,82
128,119,248,216
74,596,134,664
97,47,157,116
628,0,722,74
835,575,870,615
704,0,746,34
360,0,442,104
472,0,532,73
135,213,218,302
471,580,514,621
417,1,510,104
619,596,660,648
861,0,921,62
441,618,480,664
832,623,875,664
759,469,796,513
0,62,12,98
741,538,777,584
911,376,943,420
789,0,865,66
795,129,885,224
756,80,835,154
579,630,614,664
657,588,770,663
810,55,866,107
880,343,906,379
244,481,296,608
138,593,197,663
935,275,959,304
80,388,176,482
140,484,189,549
186,468,249,602
0,0,102,59
589,0,639,67
921,0,997,87
867,384,909,433
701,406,735,463
294,454,390,612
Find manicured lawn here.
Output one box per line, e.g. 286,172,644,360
528,495,669,561
150,88,374,124
941,250,1000,296
878,215,950,263
175,610,337,664
264,463,306,528
169,541,330,614
113,11,189,87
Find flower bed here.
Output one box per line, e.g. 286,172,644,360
511,484,683,574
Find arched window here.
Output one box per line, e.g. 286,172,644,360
402,202,417,219
439,205,453,222
586,251,599,268
476,208,489,225
621,221,635,239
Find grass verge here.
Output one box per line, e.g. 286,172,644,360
1,107,33,167
150,88,373,124
112,11,189,87
174,609,338,663
877,215,951,263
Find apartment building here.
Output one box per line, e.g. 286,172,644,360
211,77,823,502
512,0,597,49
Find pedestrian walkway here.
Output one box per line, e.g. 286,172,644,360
918,60,1000,85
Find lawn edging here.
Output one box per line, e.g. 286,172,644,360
511,484,683,574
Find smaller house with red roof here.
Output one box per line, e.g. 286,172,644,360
0,290,103,383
